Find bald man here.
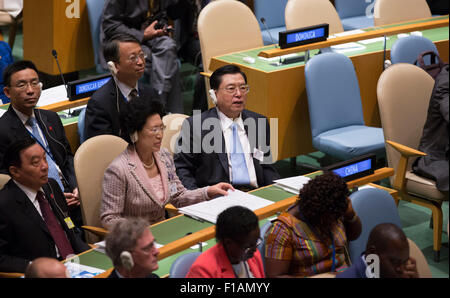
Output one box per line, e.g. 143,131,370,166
25,257,69,278
337,223,419,278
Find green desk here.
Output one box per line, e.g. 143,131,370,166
209,16,449,160
74,168,395,278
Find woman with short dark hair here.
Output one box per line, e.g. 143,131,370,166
100,97,233,229
264,172,362,277
186,206,265,278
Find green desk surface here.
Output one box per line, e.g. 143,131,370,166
0,103,78,125
215,22,448,73
77,171,324,276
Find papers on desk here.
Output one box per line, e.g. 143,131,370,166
94,240,163,254
0,109,5,118
65,262,105,278
178,190,274,224
36,84,68,107
273,175,311,195
333,29,366,37
258,53,300,62
331,42,366,53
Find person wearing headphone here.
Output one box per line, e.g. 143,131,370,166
105,217,160,278
84,33,154,143
173,64,280,191
0,138,89,273
0,60,83,227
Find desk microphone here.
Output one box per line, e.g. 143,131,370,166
51,49,69,98
260,17,277,47
260,17,282,66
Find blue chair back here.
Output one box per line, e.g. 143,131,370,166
77,107,87,145
348,188,402,263
305,52,365,139
254,0,288,29
86,0,106,73
258,221,273,269
169,252,202,278
334,0,369,18
390,35,439,65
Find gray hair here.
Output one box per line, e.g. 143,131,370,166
105,218,150,268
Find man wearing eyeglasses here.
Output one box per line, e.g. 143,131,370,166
84,34,155,143
99,0,183,114
174,64,279,191
0,60,83,228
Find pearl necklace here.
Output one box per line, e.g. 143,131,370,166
141,157,155,169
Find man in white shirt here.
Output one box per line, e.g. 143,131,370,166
174,64,279,190
0,60,81,225
0,138,89,273
84,33,154,142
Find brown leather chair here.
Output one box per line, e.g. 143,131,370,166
285,0,344,34
408,238,432,278
374,0,432,27
74,135,128,243
197,0,263,105
377,63,448,262
0,173,10,190
161,113,189,155
0,0,22,49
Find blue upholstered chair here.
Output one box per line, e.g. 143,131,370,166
77,107,87,145
86,0,107,74
304,52,385,161
334,0,374,31
258,221,273,270
390,35,439,65
348,188,402,263
169,252,202,278
254,0,288,45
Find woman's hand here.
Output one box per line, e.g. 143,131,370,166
207,183,235,199
343,197,357,222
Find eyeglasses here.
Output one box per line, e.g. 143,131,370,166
219,84,250,94
128,52,147,64
13,80,40,91
243,237,263,255
148,124,166,135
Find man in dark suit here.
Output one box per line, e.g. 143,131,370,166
336,223,418,278
84,34,154,142
0,139,89,273
0,60,81,224
174,65,279,190
105,218,159,278
99,0,183,113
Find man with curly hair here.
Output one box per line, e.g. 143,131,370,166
264,171,362,277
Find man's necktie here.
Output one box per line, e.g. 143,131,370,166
36,191,74,259
230,123,250,185
27,117,65,191
129,88,138,100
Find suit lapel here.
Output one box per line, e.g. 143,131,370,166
10,181,51,238
127,147,166,207
209,109,230,177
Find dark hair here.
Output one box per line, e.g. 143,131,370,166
215,206,259,243
367,223,407,253
103,33,141,63
298,171,349,227
2,60,39,87
2,138,37,174
120,97,166,143
209,64,247,90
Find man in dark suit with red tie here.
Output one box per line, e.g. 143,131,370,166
0,139,89,273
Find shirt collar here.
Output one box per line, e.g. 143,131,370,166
13,179,43,203
13,106,35,126
216,107,244,132
115,77,138,99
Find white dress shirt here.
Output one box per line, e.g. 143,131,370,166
115,78,139,102
217,108,258,188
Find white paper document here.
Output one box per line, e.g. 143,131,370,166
273,175,311,195
179,190,274,224
333,29,366,37
65,262,105,278
258,53,301,62
36,85,68,107
94,239,163,254
358,36,389,45
331,42,366,53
